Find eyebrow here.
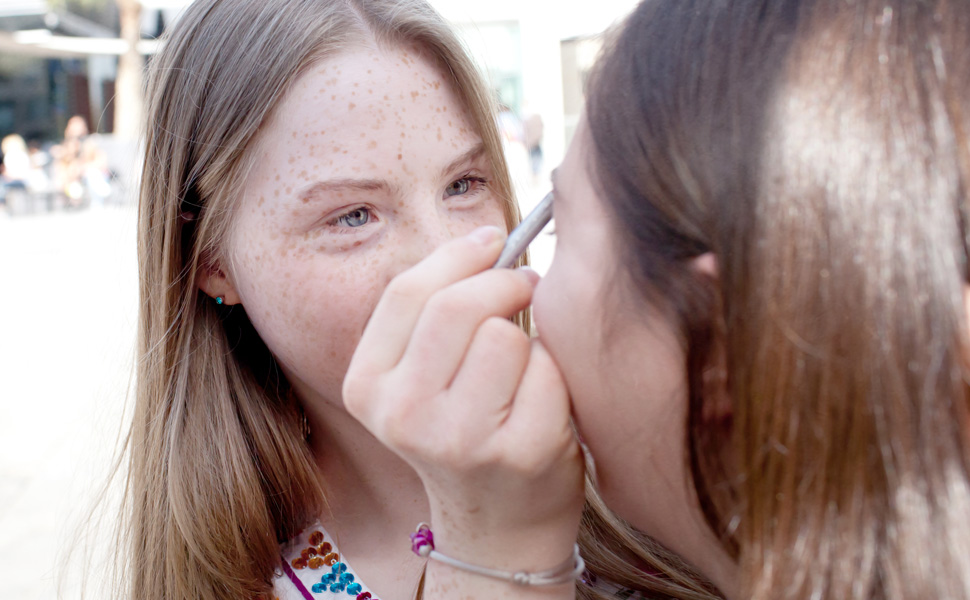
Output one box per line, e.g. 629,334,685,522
296,178,389,203
439,142,487,180
294,142,488,203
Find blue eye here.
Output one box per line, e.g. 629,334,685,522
445,176,486,197
334,207,370,228
445,178,470,197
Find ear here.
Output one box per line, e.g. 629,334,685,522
690,252,717,279
196,260,242,306
688,252,731,422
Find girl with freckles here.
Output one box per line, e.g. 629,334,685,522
121,1,720,600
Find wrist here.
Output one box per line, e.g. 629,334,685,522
411,523,584,589
421,511,582,576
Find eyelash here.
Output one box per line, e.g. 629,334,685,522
445,175,488,199
327,206,373,229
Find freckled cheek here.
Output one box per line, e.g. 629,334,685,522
255,263,389,397
445,202,507,237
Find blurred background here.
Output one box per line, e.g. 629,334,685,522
0,0,638,597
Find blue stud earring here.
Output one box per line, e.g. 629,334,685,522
215,296,224,305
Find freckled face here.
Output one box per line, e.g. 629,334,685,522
531,119,690,538
227,44,505,411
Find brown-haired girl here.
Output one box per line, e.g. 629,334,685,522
345,0,970,599
121,0,718,599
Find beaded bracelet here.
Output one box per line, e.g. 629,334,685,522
409,523,585,587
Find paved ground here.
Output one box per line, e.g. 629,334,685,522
0,205,138,599
0,177,554,599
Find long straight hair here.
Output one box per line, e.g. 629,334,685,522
586,0,970,598
129,1,519,598
124,1,719,599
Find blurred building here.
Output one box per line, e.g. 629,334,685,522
0,0,636,161
431,0,638,172
0,0,167,142
1,1,108,140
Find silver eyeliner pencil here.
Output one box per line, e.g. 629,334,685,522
493,191,554,269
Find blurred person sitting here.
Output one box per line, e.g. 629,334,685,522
2,134,31,185
521,102,544,180
2,134,32,212
51,115,111,208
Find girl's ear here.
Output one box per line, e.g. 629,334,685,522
691,252,717,279
690,252,732,422
197,261,242,306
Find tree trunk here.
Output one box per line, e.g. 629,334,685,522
114,0,143,140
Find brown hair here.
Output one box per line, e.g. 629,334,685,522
127,1,519,598
122,0,719,599
586,0,970,598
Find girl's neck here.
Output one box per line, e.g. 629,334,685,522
307,400,429,537
302,394,429,600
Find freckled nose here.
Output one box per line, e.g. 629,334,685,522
394,202,456,272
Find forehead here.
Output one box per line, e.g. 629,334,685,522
249,43,481,185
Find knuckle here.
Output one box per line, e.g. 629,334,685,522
511,439,575,477
479,317,528,350
426,289,488,322
422,293,458,322
383,270,424,302
341,377,367,415
371,390,422,446
382,421,420,454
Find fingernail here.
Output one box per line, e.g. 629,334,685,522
517,265,540,286
469,225,503,246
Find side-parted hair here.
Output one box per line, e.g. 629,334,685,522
587,0,970,598
126,0,720,599
131,1,515,598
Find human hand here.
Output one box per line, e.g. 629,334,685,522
343,225,584,577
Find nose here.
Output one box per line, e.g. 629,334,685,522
390,196,461,274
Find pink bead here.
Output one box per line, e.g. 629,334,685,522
409,524,434,556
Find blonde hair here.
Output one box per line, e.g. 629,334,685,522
124,0,717,599
586,0,970,598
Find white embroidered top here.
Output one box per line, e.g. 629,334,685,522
273,524,379,600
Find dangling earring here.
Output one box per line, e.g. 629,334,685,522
215,296,224,305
